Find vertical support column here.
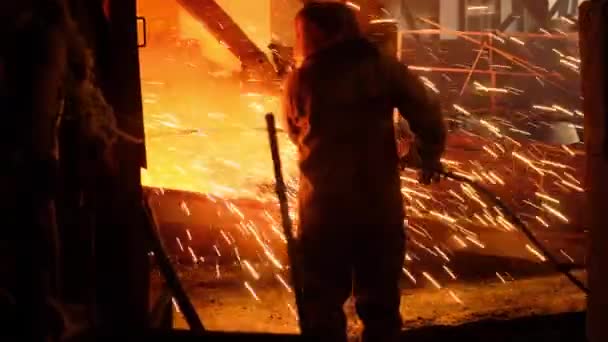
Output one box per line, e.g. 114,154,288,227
569,0,579,15
96,0,149,332
501,0,512,22
439,0,461,39
397,30,403,61
558,0,570,16
500,0,517,32
579,1,608,342
512,0,524,31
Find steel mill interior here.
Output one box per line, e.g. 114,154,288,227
136,0,588,335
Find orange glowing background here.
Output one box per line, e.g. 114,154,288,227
137,0,298,197
136,1,587,304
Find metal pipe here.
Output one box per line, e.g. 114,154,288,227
264,113,308,334
440,170,589,295
143,199,206,333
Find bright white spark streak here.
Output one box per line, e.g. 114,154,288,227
535,192,560,204
453,104,471,116
448,290,464,304
512,152,545,175
244,281,260,302
452,235,468,248
443,265,457,280
448,190,465,203
265,249,284,270
465,236,485,249
552,105,574,116
369,19,398,24
535,216,550,228
560,249,575,263
526,244,547,262
483,146,499,158
176,237,184,252
242,260,260,280
187,246,198,264
533,105,557,112
275,274,292,293
423,272,442,289
172,298,181,313
540,160,569,169
345,1,361,11
496,272,507,283
509,36,525,46
220,230,232,245
562,145,576,156
434,246,450,262
402,268,417,284
561,180,584,192
180,201,191,216
542,203,570,223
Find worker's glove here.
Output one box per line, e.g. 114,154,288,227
399,148,443,185
419,159,444,185
398,144,421,170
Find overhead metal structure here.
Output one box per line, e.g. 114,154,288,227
498,0,580,32
176,0,278,82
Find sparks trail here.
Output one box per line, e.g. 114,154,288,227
439,170,588,294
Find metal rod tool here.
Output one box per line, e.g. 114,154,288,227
264,113,309,333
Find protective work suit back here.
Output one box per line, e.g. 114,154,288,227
283,37,446,342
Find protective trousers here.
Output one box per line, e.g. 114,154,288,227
297,224,405,342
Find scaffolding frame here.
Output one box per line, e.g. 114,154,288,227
397,18,579,115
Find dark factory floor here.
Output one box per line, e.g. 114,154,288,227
99,311,585,341
143,268,587,341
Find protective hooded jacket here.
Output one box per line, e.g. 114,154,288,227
283,37,446,229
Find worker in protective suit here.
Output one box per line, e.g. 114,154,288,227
283,2,446,341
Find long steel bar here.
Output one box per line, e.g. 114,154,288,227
264,113,307,334
143,198,206,333
408,65,562,78
400,29,578,40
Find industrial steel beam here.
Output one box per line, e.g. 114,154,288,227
177,0,277,80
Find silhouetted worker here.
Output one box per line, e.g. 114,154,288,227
283,2,446,341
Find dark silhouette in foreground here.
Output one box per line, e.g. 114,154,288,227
283,2,446,341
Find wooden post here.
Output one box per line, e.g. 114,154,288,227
579,1,608,342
